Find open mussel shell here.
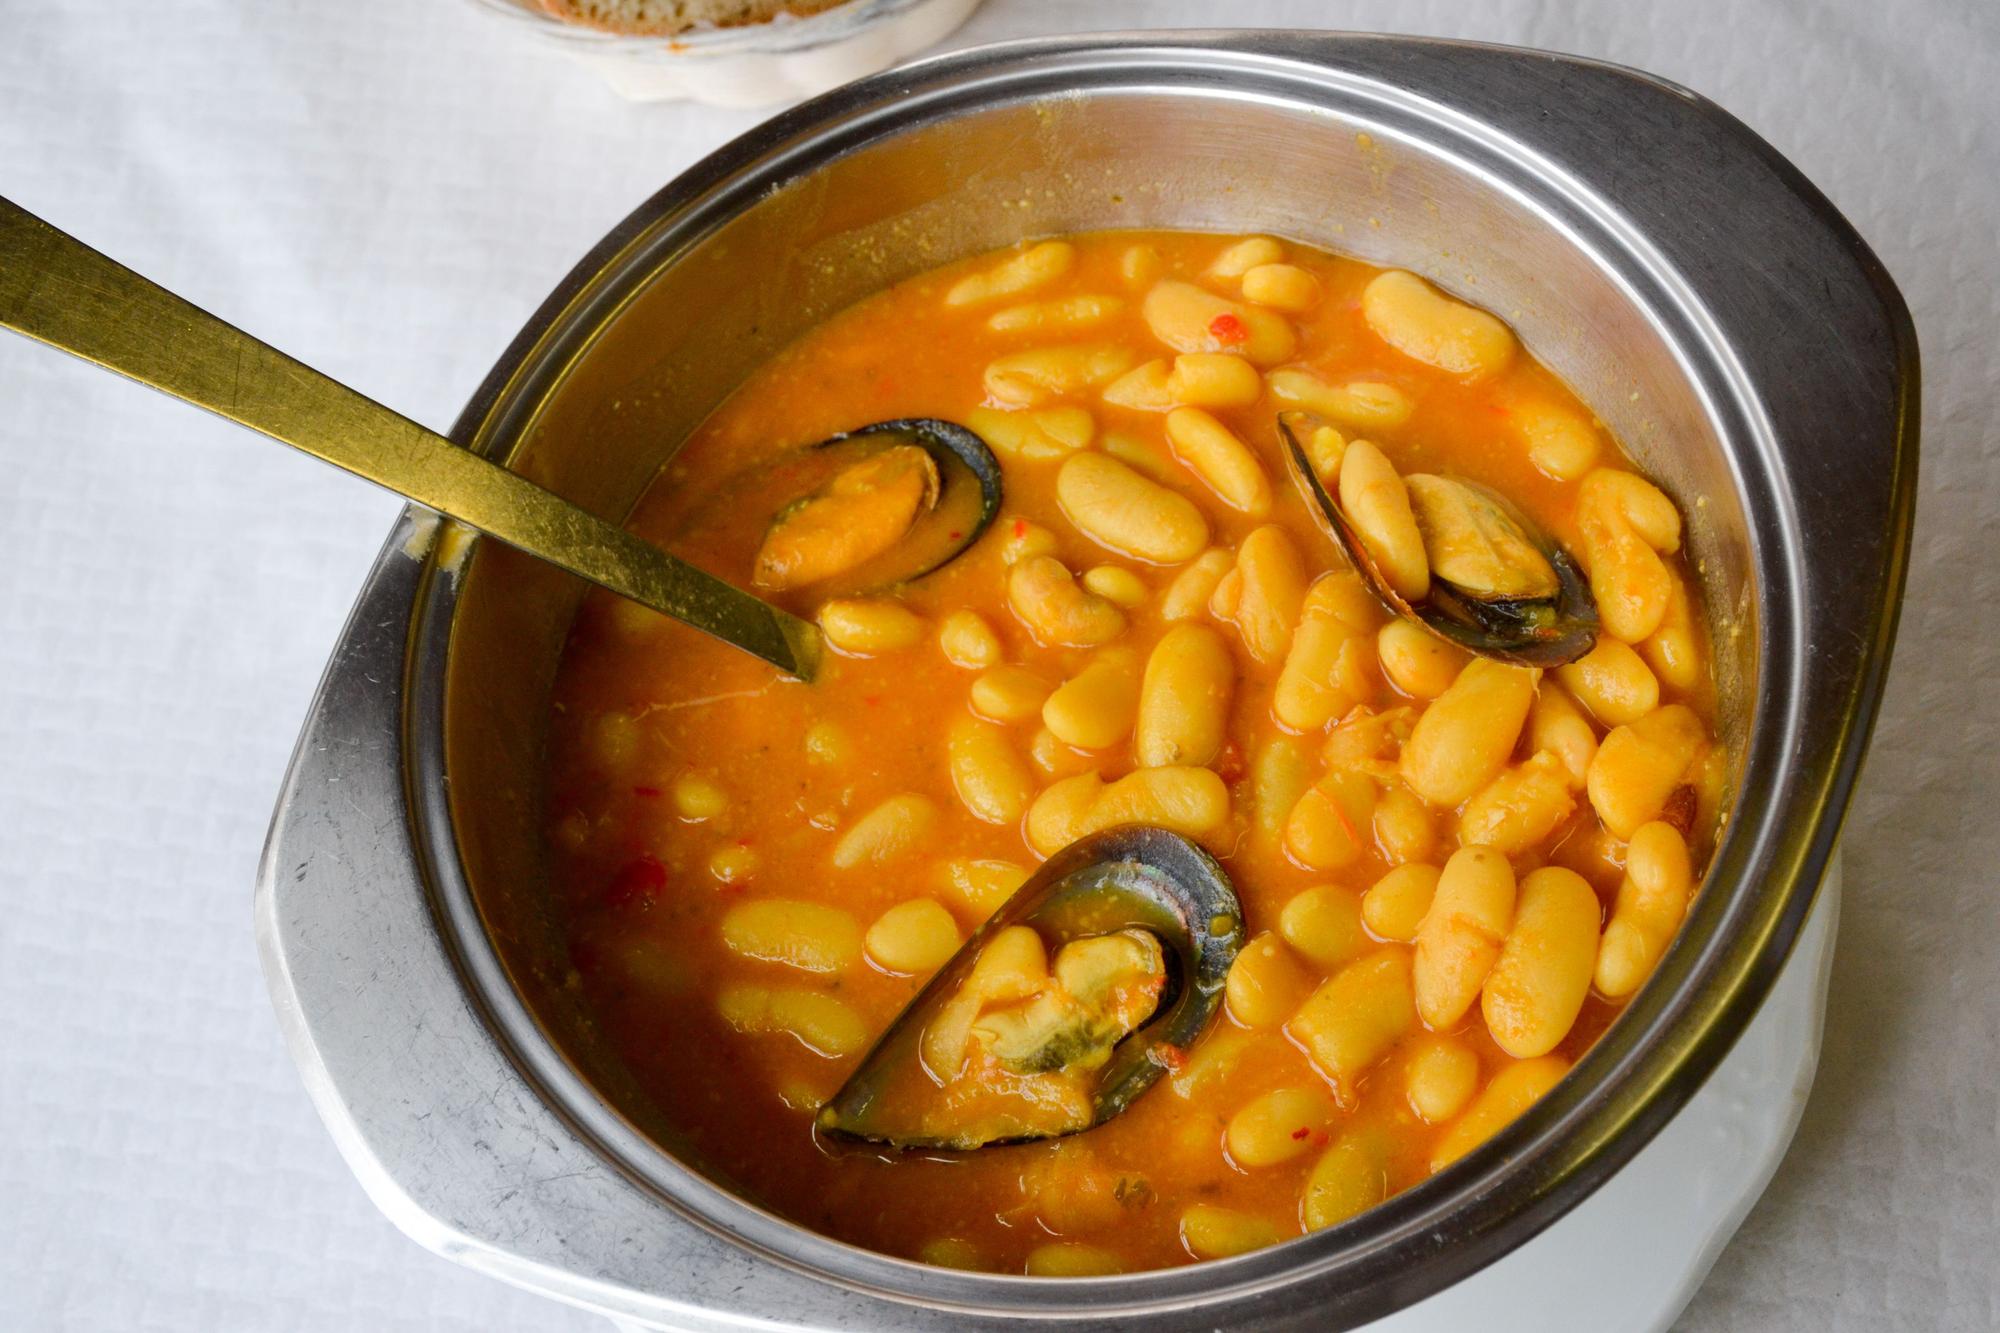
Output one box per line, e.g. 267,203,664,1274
1277,410,1599,668
818,825,1243,1150
758,417,1003,594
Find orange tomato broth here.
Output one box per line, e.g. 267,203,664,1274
540,230,1716,1273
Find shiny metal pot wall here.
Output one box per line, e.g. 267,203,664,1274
257,32,1916,1332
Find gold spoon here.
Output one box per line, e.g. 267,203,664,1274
0,196,826,678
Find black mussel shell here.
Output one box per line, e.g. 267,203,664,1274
819,826,1242,1150
1278,410,1598,668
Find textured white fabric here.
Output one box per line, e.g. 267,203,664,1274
0,1,1992,1329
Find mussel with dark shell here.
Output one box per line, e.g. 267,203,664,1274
750,418,1003,595
1278,410,1598,668
818,826,1243,1151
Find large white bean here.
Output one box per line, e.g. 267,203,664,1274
945,240,1074,307
1399,659,1538,807
1284,769,1377,871
1209,525,1307,666
1161,548,1234,621
1503,391,1601,481
1207,236,1285,278
1481,866,1600,1057
1168,352,1264,408
1302,1130,1389,1231
865,899,964,975
1376,619,1467,700
1135,624,1234,767
1142,279,1296,365
1429,1056,1568,1170
720,899,863,974
1265,368,1416,430
969,665,1054,723
819,599,924,656
1164,407,1273,518
1586,703,1706,839
1226,1087,1336,1167
947,716,1035,825
1100,358,1175,412
1225,932,1313,1028
1008,556,1126,647
715,984,866,1058
1240,263,1319,313
831,794,937,869
1025,767,1230,855
1641,568,1703,692
984,344,1139,408
1576,469,1682,643
1055,452,1209,564
1595,820,1693,997
986,294,1124,335
1249,736,1314,849
1273,573,1379,731
1412,846,1516,1030
1530,683,1599,788
1279,884,1368,971
1361,270,1515,379
1042,653,1141,750
965,404,1095,462
1286,950,1418,1097
1556,639,1660,727
1456,751,1577,855
1339,440,1429,602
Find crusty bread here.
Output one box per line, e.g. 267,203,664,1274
536,0,852,36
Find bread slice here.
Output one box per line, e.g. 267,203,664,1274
536,0,852,36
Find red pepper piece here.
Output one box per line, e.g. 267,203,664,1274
1208,313,1248,345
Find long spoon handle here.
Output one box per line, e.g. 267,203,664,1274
0,196,822,680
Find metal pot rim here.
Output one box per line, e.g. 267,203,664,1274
259,30,1917,1331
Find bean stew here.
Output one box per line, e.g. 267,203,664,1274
541,230,1722,1275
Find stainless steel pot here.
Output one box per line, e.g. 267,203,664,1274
257,31,1917,1331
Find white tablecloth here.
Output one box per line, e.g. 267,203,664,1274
1,2,1993,1329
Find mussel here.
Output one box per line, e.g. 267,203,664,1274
1278,410,1598,667
818,826,1243,1151
751,418,1002,595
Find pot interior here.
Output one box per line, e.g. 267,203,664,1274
438,73,1756,1259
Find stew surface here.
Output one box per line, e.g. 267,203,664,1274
540,230,1721,1274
